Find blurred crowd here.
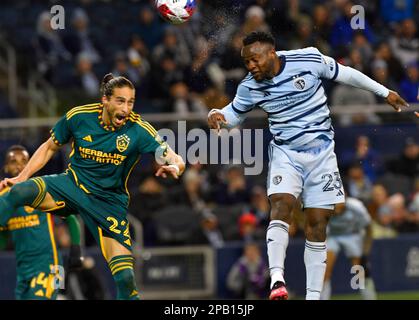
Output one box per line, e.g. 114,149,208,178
0,0,418,247
0,0,417,121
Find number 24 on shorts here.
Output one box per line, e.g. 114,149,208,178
106,216,132,246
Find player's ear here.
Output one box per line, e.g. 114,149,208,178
101,95,109,104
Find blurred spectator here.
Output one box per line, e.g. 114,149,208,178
63,8,101,64
214,165,252,205
238,212,265,242
374,41,405,82
35,11,72,81
250,186,270,229
129,175,169,246
399,62,419,102
73,52,100,97
127,35,151,78
134,5,164,50
185,37,216,94
331,49,379,126
240,5,271,35
152,27,191,69
379,193,418,233
341,135,383,183
370,59,400,97
169,81,207,116
312,4,333,45
62,256,106,300
346,163,373,205
172,167,209,212
330,1,375,55
368,184,391,222
226,242,269,299
218,31,247,96
352,32,373,63
201,87,230,110
389,19,419,66
111,52,141,86
380,0,416,24
408,178,419,219
289,14,330,54
149,54,184,103
387,137,419,178
190,210,225,248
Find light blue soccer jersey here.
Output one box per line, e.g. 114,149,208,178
328,197,371,235
229,47,339,149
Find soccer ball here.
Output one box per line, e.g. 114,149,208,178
155,0,196,25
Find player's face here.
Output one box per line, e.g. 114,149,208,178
241,42,277,82
4,150,29,177
102,86,135,128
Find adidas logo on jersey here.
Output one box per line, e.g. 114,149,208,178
83,135,93,142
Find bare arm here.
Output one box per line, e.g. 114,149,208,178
155,146,186,179
0,138,61,190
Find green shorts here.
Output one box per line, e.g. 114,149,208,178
16,268,60,300
40,173,133,254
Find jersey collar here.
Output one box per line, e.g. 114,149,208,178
98,105,116,132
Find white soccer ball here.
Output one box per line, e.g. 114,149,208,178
155,0,197,25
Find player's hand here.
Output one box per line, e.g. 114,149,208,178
207,109,227,133
385,90,409,112
0,176,25,191
155,165,180,179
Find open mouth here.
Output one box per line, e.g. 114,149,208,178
113,114,127,126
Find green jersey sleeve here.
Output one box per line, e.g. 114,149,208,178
50,115,72,146
136,120,167,155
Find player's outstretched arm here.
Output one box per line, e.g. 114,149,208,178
333,63,409,112
0,138,61,190
155,146,186,180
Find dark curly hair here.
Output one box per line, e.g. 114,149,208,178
243,31,275,47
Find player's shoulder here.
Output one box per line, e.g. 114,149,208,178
239,72,255,86
127,111,158,137
65,102,102,121
280,47,322,58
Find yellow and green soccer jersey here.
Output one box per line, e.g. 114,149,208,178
0,202,61,276
50,103,166,208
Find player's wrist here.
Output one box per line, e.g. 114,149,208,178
167,164,180,176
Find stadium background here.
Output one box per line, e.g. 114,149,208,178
0,0,418,299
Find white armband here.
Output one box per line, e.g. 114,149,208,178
167,164,180,176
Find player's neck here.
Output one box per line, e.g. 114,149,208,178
102,107,112,126
273,56,283,77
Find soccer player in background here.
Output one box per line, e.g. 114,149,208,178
208,31,408,300
0,145,82,300
320,197,377,300
0,74,185,300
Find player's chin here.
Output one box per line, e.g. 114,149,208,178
112,117,127,127
252,73,263,82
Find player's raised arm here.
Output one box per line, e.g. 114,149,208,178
0,138,61,190
313,48,409,112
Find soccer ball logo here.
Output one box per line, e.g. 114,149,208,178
155,0,196,25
